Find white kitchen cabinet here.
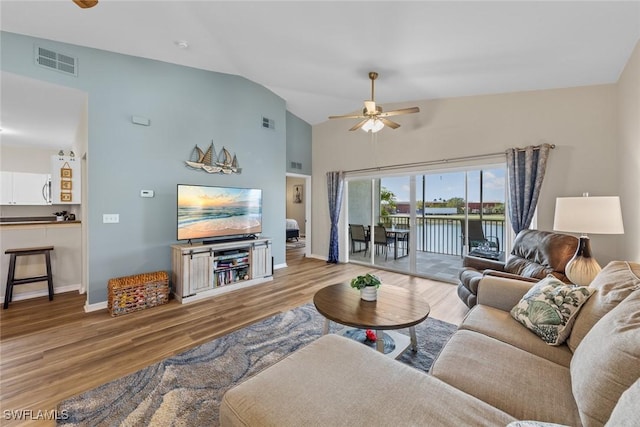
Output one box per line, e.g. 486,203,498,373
0,172,12,204
0,171,51,205
51,155,81,204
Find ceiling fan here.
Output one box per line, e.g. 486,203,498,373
328,71,420,133
73,0,98,8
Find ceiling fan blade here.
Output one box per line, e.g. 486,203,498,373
379,117,400,129
73,0,99,8
349,119,369,131
328,113,366,120
364,100,376,115
378,107,420,117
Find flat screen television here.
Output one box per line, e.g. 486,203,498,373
177,184,262,242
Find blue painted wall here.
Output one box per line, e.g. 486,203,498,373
1,31,290,304
286,111,312,175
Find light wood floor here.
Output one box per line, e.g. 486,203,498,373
0,246,468,426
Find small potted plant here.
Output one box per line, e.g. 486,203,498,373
350,273,381,301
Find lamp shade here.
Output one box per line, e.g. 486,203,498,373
553,196,624,235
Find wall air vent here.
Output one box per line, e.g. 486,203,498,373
262,117,275,130
290,161,302,170
35,46,78,76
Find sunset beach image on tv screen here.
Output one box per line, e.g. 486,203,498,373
177,185,262,240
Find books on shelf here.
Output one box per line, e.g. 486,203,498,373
215,256,249,269
215,266,249,287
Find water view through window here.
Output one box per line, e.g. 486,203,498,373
347,166,506,282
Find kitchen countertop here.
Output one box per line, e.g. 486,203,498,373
0,219,81,226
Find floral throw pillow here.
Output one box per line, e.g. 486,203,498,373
510,275,594,345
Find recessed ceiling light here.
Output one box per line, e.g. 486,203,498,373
175,40,189,49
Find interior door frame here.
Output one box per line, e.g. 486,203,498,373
286,172,311,258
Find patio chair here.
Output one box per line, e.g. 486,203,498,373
370,225,394,260
460,219,500,255
349,224,369,253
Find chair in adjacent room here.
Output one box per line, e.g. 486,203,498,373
4,246,55,309
460,219,500,255
349,224,369,254
372,225,393,261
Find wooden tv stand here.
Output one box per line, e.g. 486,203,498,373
171,237,272,304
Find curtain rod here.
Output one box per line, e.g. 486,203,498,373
344,143,555,175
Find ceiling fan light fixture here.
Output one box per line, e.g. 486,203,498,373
361,118,384,133
73,0,99,8
328,71,419,133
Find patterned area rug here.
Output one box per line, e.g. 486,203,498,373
58,303,457,426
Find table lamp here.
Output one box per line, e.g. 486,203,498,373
553,194,624,286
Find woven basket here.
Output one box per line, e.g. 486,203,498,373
107,271,169,317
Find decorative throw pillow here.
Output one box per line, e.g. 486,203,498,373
510,275,594,345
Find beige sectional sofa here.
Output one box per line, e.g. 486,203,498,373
220,261,640,426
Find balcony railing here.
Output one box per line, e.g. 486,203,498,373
381,215,505,256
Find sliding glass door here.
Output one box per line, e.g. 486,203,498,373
346,164,506,283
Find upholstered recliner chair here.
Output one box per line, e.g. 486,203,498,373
458,229,579,308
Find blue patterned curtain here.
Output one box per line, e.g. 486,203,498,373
506,143,552,234
326,171,345,263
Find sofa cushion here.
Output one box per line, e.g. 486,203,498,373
605,378,640,427
430,330,581,426
460,305,573,366
510,275,594,345
571,291,640,427
220,334,517,426
567,261,640,352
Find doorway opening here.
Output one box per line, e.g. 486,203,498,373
285,173,311,261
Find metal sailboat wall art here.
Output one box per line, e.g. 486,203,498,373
185,142,242,174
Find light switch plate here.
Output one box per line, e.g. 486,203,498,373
103,214,119,223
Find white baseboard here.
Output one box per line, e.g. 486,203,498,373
1,284,81,302
84,300,108,313
307,253,327,261
274,263,287,270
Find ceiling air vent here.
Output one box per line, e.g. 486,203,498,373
262,117,275,130
35,46,78,76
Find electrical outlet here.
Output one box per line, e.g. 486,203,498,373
103,214,119,223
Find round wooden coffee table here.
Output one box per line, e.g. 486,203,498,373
313,283,431,358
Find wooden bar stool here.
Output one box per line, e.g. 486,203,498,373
4,246,54,309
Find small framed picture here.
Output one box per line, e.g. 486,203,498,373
61,193,72,202
293,185,303,203
61,180,72,190
61,168,72,178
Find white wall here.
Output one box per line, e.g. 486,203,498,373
312,83,629,265
617,40,640,262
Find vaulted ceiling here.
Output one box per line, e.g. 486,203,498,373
1,1,639,148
